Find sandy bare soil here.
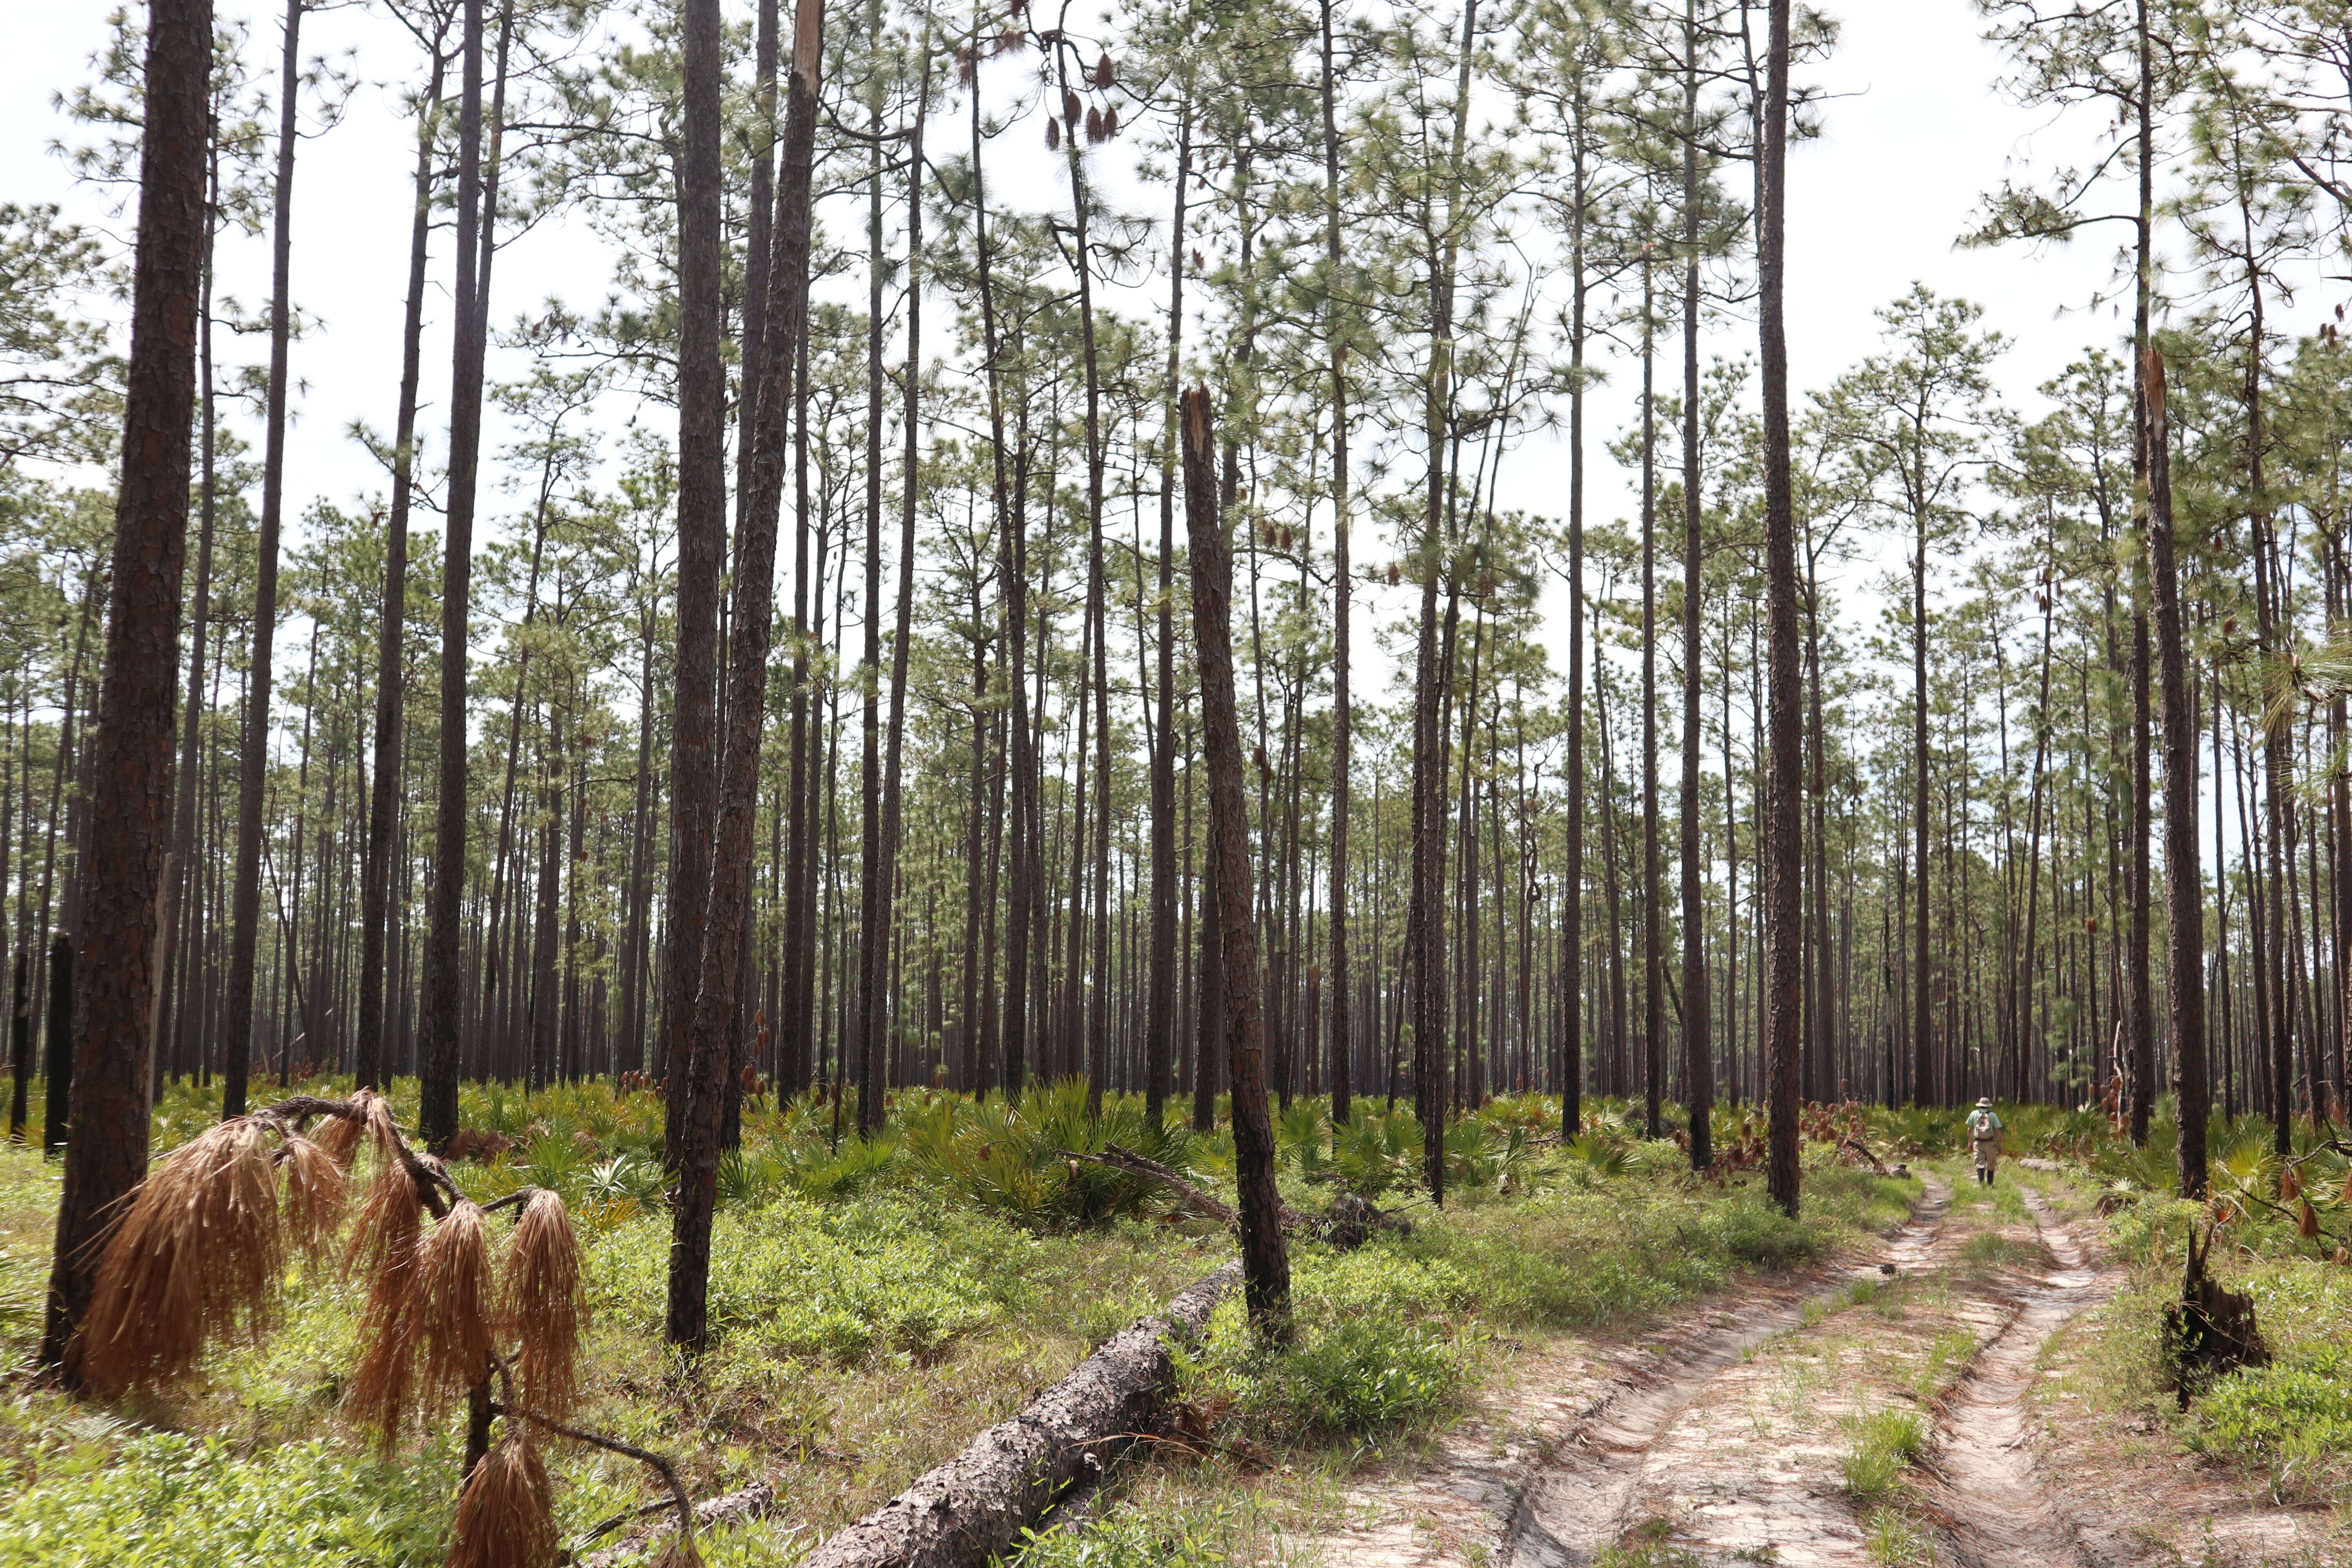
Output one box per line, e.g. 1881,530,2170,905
1285,1174,2344,1568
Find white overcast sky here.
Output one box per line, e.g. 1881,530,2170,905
4,0,2337,738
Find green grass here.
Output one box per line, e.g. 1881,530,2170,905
1592,1518,1706,1568
0,1423,465,1568
0,1082,1946,1564
1185,1243,1471,1441
1406,1164,1918,1331
1912,1325,1976,1402
1959,1230,2037,1269
1009,1495,1274,1568
1842,1406,1929,1503
1863,1504,1932,1566
2179,1265,2352,1493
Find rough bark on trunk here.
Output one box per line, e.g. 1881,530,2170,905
667,0,824,1353
1319,2,1352,1129
1181,388,1290,1334
357,27,444,1092
221,0,305,1123
1562,68,1588,1139
418,0,492,1151
1759,0,1804,1218
872,36,931,1124
855,23,886,1131
2145,350,2207,1197
1639,259,1662,1141
661,0,726,1166
1679,0,1711,1165
39,0,210,1379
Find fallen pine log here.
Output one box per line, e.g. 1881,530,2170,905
797,1259,1243,1568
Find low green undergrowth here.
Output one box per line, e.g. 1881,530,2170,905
1411,1163,1915,1330
2085,1180,2352,1503
1186,1243,1472,1441
0,1081,1924,1564
1000,1474,1289,1568
1960,1229,2036,1269
1590,1519,1706,1568
0,1425,462,1568
593,1194,1031,1364
1841,1406,1928,1503
2181,1265,2352,1490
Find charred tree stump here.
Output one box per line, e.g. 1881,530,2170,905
2162,1224,2269,1409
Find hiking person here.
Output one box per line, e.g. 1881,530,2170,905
1965,1098,2003,1185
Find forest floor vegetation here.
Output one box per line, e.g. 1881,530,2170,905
0,1082,2345,1566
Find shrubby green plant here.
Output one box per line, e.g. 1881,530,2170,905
893,1080,1202,1228
1009,1495,1263,1568
1187,1240,1466,1441
2178,1264,2352,1491
592,1194,1023,1363
718,1146,788,1208
586,1152,665,1208
2192,1362,2352,1479
0,1429,464,1568
1328,1105,1420,1196
1841,1406,1927,1502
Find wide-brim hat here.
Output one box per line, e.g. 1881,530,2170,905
1976,1098,1993,1108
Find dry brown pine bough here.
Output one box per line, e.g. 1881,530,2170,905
73,1089,701,1568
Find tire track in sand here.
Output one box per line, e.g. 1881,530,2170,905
1499,1178,1961,1568
1289,1179,1956,1568
1910,1185,2121,1568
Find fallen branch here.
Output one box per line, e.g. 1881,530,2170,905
797,1261,1241,1568
573,1482,779,1567
1064,1145,1408,1245
1063,1145,1237,1227
1837,1137,1890,1176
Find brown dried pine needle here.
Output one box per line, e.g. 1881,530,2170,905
346,1175,424,1445
279,1133,348,1259
82,1118,283,1397
347,1117,425,1285
421,1199,496,1402
313,1096,369,1167
505,1189,584,1419
445,1431,558,1568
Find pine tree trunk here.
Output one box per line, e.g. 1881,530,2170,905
659,0,726,1165
1562,73,1588,1138
873,36,932,1123
1639,258,1662,1141
668,0,825,1353
1148,106,1191,1132
855,31,887,1131
1181,387,1289,1336
38,0,210,1380
529,708,562,1090
783,318,817,1093
1758,0,1804,1218
220,0,305,1123
969,18,1027,1100
155,135,226,1093
2140,349,2207,1194
1679,9,1711,1163
419,0,496,1151
357,29,445,1092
